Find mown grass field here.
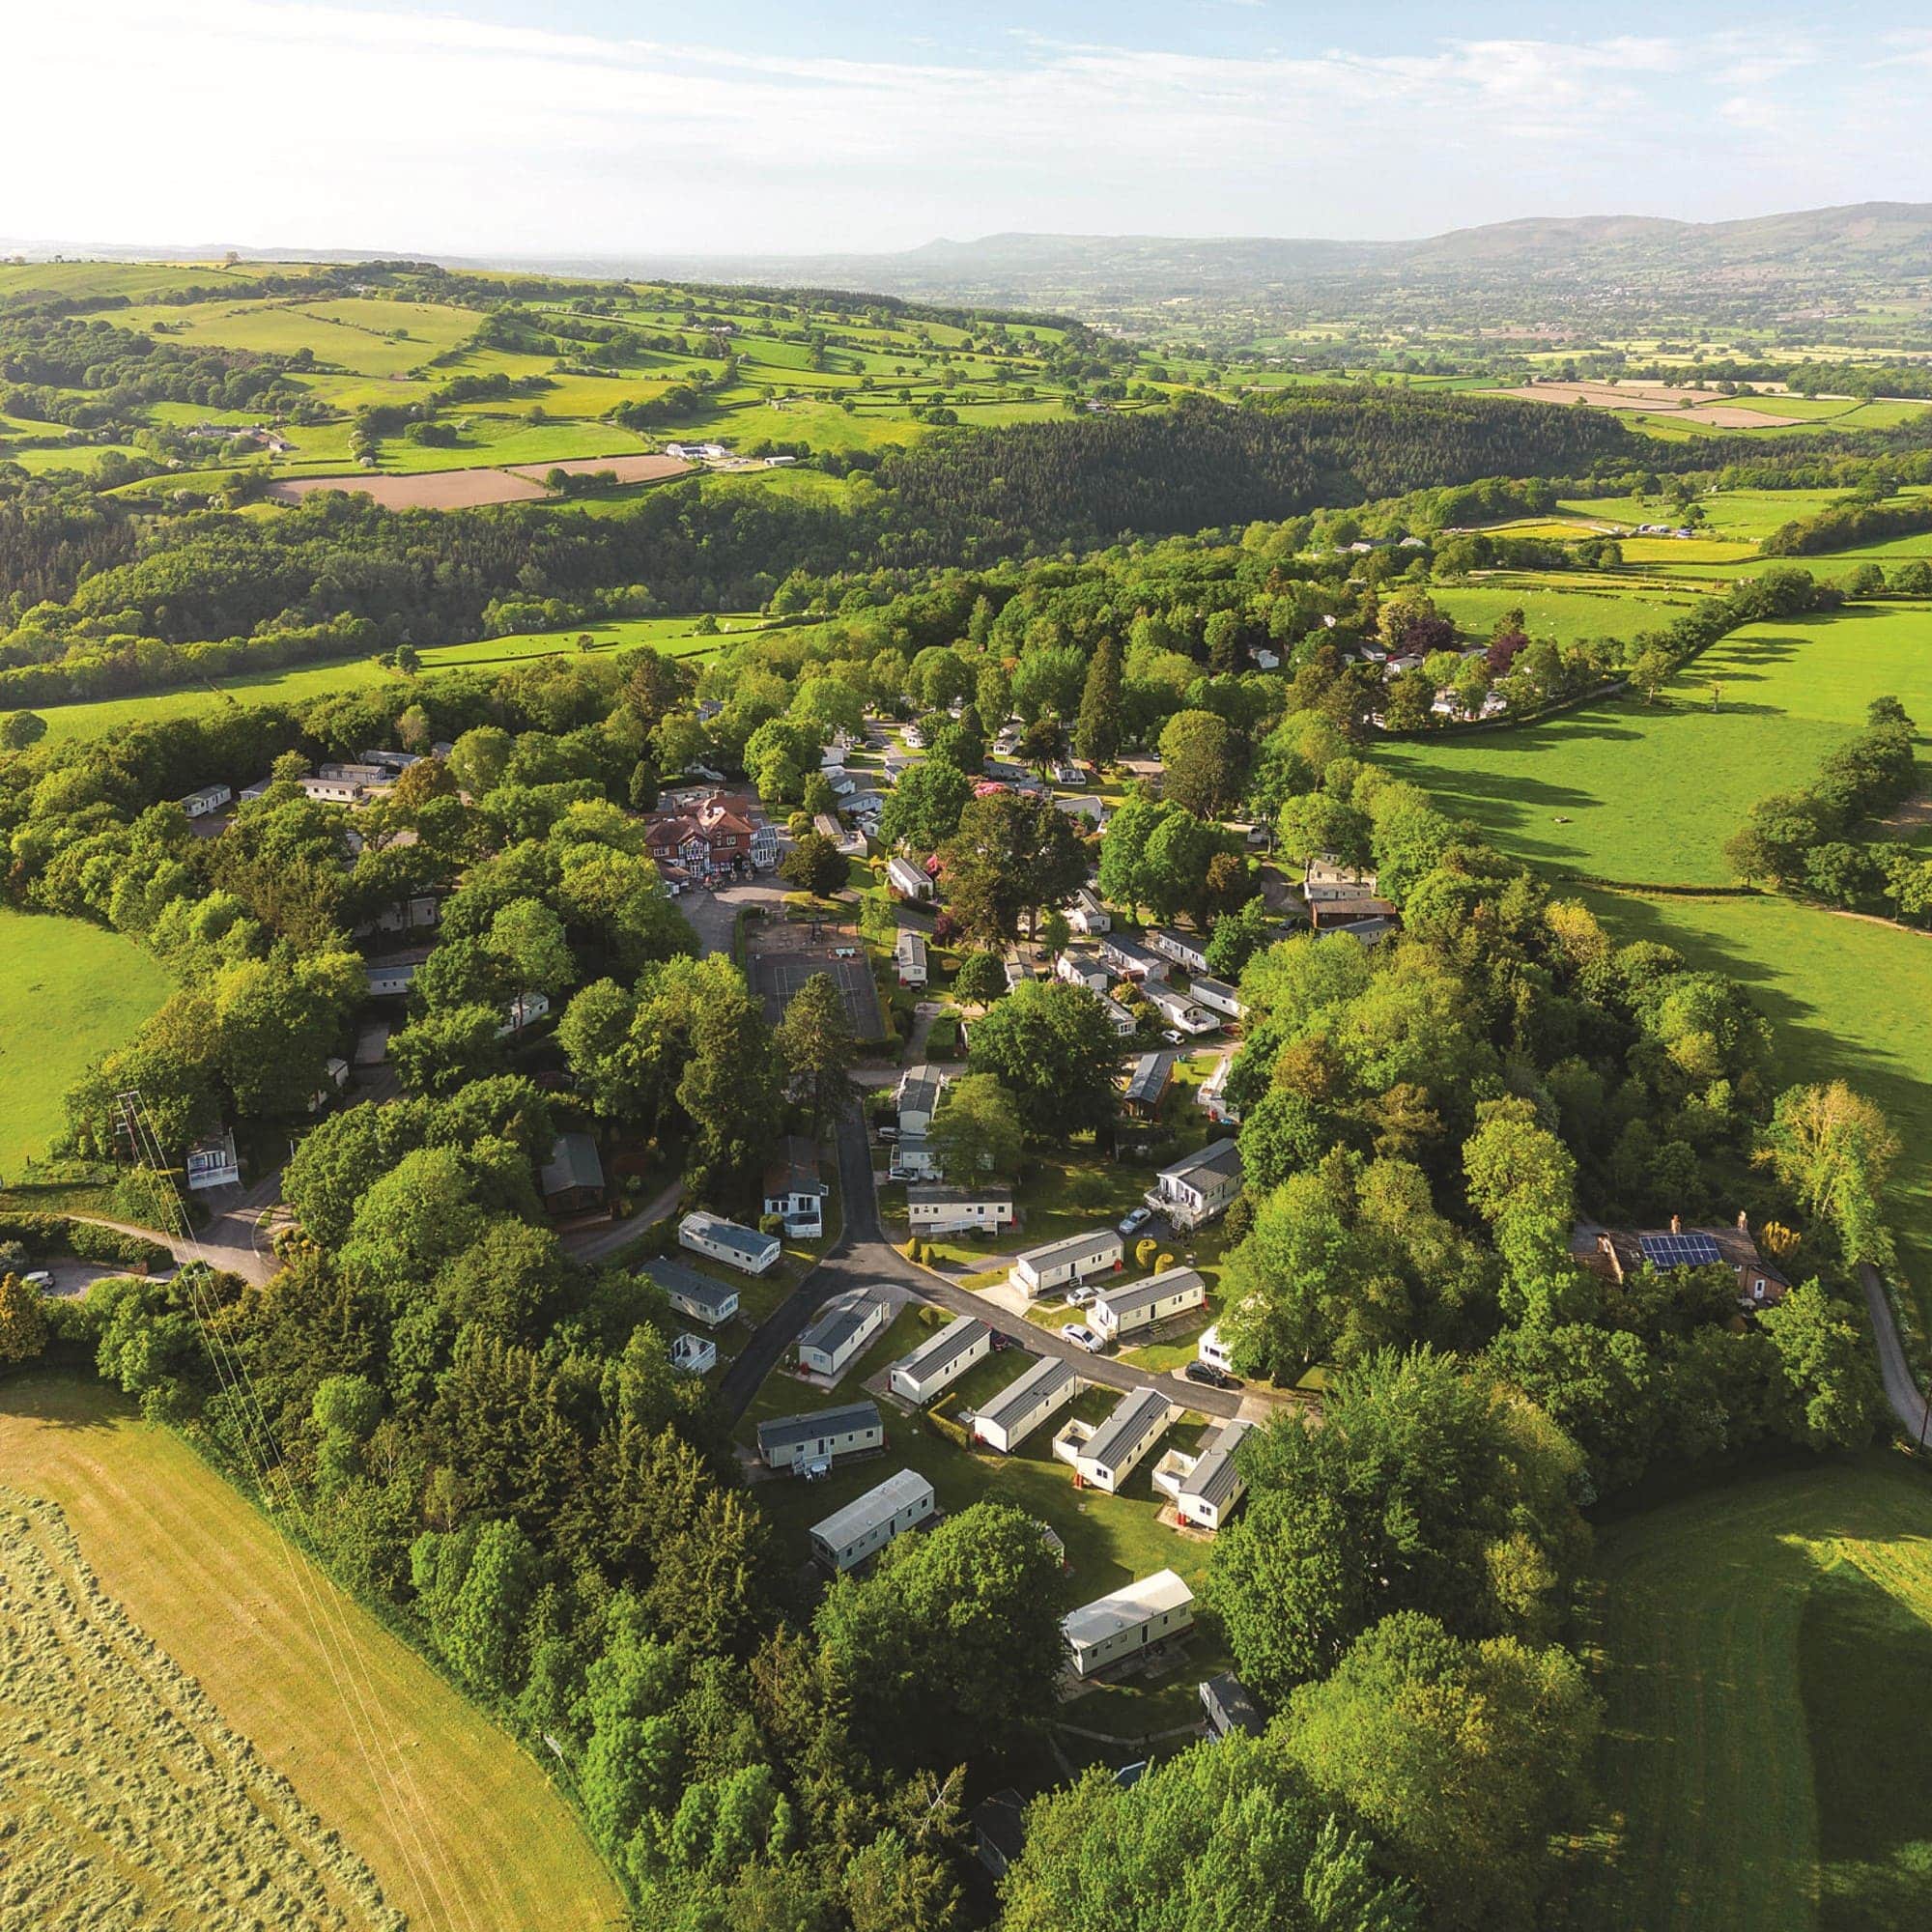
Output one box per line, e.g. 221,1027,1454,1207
1381,600,1932,889
1577,1456,1932,1932
0,1371,623,1932
2,1483,400,1929
0,908,173,1173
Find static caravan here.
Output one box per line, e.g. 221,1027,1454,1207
889,1315,991,1405
906,1184,1016,1236
1061,1569,1195,1677
1144,983,1217,1036
1189,976,1243,1021
679,1210,781,1277
1073,1385,1179,1493
1153,1419,1253,1531
796,1291,888,1378
887,856,934,901
1148,927,1210,975
1066,886,1112,935
1121,1051,1175,1118
971,1355,1078,1454
1090,1266,1208,1344
1098,935,1165,982
1146,1138,1244,1231
669,1332,717,1375
757,1400,884,1474
810,1467,934,1572
179,782,233,819
1008,1228,1123,1299
895,927,929,988
643,1259,741,1328
1196,1324,1236,1375
1056,947,1112,994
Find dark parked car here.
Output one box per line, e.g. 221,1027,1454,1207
1184,1359,1234,1389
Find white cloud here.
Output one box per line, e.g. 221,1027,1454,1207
4,1,1917,254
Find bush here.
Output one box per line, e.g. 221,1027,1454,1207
69,1222,171,1274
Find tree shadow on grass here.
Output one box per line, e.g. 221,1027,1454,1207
1801,1555,1932,1932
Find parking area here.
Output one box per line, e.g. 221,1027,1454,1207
747,917,886,1040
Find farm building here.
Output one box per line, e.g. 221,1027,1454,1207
1065,887,1111,935
669,1333,717,1376
1091,1265,1208,1344
762,1136,828,1238
1062,1569,1196,1678
906,1183,1016,1236
971,1355,1078,1454
1144,983,1217,1035
1121,1050,1175,1118
810,1468,935,1572
185,1129,241,1192
888,1315,991,1405
887,856,934,901
1058,1385,1179,1492
679,1210,781,1276
1189,976,1242,1020
1055,946,1113,993
1199,1673,1264,1740
757,1400,884,1473
642,1259,741,1328
1147,927,1210,974
539,1133,605,1215
178,782,232,818
1098,934,1165,982
895,928,929,988
1009,1227,1124,1299
1573,1211,1792,1308
1153,1419,1253,1531
1146,1138,1243,1230
795,1290,888,1378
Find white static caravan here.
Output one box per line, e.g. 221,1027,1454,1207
643,1259,741,1329
1065,886,1112,935
888,1315,992,1406
810,1467,935,1573
1008,1228,1123,1300
1148,927,1210,975
906,1183,1015,1237
1146,1138,1244,1231
895,927,929,988
887,855,934,902
757,1401,884,1474
178,781,233,819
1090,1266,1208,1344
1055,946,1113,994
795,1290,888,1378
669,1332,717,1376
1068,1385,1179,1493
1196,1323,1236,1375
1154,1419,1253,1532
1189,975,1243,1021
1061,1569,1196,1678
971,1355,1079,1454
679,1209,781,1277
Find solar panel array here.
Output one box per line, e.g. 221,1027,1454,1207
1638,1232,1725,1269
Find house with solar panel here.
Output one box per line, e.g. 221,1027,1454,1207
1573,1211,1791,1308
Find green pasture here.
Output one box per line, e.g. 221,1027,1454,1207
24,658,396,748
0,907,173,1172
115,296,486,377
1433,578,1709,648
1577,1456,1932,1932
1382,601,1932,888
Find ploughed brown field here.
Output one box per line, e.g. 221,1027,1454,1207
267,452,690,510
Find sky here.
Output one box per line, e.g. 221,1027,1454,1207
12,0,1932,258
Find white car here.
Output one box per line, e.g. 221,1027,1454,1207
1065,1282,1097,1307
21,1269,54,1292
1118,1206,1152,1236
1160,1028,1183,1044
1065,1324,1105,1353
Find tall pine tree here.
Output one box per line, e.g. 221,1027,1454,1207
1072,634,1123,767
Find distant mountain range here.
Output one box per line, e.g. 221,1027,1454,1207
13,201,1932,323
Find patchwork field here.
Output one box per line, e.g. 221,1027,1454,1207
1,1485,400,1930
1383,601,1932,888
0,1371,622,1932
1578,1456,1932,1932
0,909,174,1173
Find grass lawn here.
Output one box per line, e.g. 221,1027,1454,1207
0,908,173,1173
1575,1455,1932,1932
27,658,398,747
1380,601,1932,889
0,1369,622,1931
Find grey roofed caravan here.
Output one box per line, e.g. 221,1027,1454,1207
1084,1385,1176,1472
756,1401,882,1461
975,1354,1076,1437
1179,1418,1253,1514
894,1315,990,1385
640,1257,740,1323
796,1291,881,1364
